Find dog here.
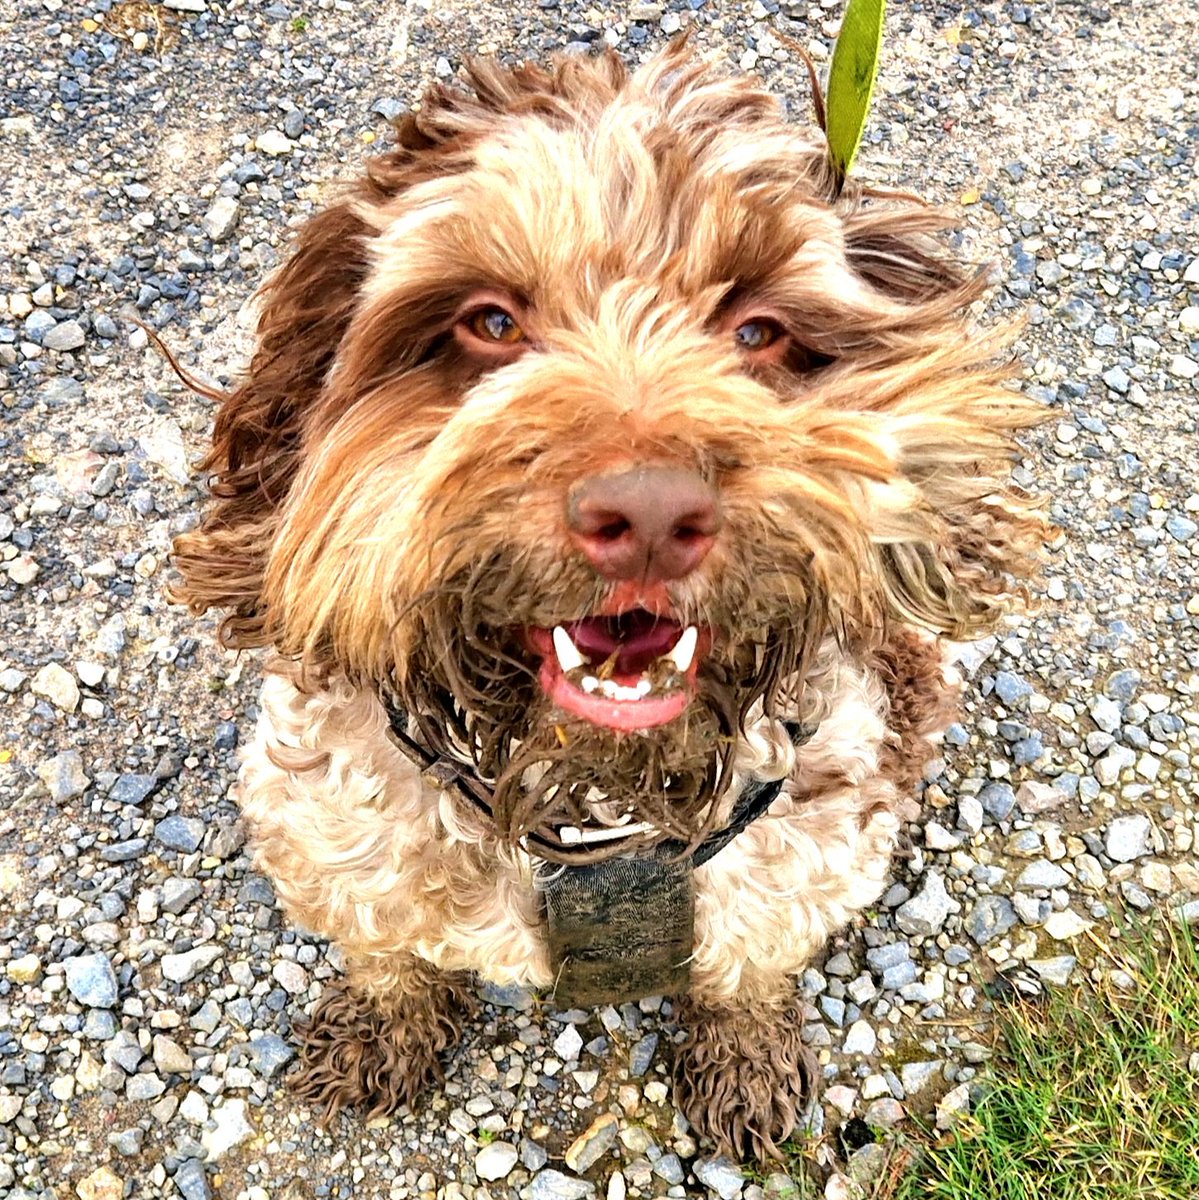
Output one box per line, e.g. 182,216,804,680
170,45,1045,1160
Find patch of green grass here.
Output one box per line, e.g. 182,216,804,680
897,917,1199,1200
289,14,309,33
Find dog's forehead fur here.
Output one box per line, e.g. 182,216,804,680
356,54,841,316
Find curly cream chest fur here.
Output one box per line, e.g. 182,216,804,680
238,650,899,1004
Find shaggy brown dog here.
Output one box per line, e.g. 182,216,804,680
172,46,1045,1160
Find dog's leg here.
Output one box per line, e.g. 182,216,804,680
673,980,818,1162
291,953,473,1121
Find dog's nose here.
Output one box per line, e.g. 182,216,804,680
568,465,721,582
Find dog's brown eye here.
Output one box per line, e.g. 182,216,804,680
467,308,525,345
734,319,783,352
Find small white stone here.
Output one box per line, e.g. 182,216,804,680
936,1083,972,1129
76,661,105,688
475,1141,519,1181
201,195,240,242
553,1023,584,1062
179,1091,209,1125
139,418,190,485
1043,910,1092,940
32,662,80,711
1105,814,1152,863
272,960,308,994
256,129,295,156
843,1020,876,1056
201,1098,256,1161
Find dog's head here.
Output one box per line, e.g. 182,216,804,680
173,47,1043,851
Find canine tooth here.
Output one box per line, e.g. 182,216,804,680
559,826,583,845
581,675,600,694
668,626,698,673
553,625,585,672
636,678,653,697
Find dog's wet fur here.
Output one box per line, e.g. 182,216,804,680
172,47,1044,1159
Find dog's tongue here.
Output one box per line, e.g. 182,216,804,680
567,613,682,676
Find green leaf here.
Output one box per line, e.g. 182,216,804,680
825,0,887,183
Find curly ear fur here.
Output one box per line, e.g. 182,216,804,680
838,197,1049,637
168,92,498,648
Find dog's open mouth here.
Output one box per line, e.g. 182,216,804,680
526,610,709,732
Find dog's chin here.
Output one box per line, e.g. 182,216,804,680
487,676,735,853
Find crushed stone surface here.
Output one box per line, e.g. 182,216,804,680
1,0,1197,1197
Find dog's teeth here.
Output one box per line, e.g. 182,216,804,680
580,675,600,694
559,825,583,845
600,679,644,701
667,626,698,673
552,625,585,672
636,677,653,697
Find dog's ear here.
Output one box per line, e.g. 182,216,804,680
170,104,480,650
843,201,988,313
169,198,374,649
833,201,1049,638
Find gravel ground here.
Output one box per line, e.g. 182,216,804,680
2,0,1198,1197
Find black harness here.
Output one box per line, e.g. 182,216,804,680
385,702,812,1004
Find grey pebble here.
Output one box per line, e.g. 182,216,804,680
247,1032,294,1080
161,878,203,915
126,1073,166,1101
652,1154,684,1184
628,1032,658,1077
993,671,1032,705
162,945,223,984
978,782,1015,822
173,1159,212,1200
521,1138,549,1170
37,750,90,803
108,773,153,806
1028,957,1077,987
108,1128,144,1155
64,953,118,1008
895,872,959,936
155,815,206,853
100,838,148,863
865,943,911,972
0,668,28,692
694,1157,745,1200
531,1171,596,1200
42,319,86,351
965,896,1017,945
1015,861,1071,890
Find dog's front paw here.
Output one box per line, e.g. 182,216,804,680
673,996,818,1162
291,972,471,1121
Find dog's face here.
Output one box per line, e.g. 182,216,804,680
174,49,1042,850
